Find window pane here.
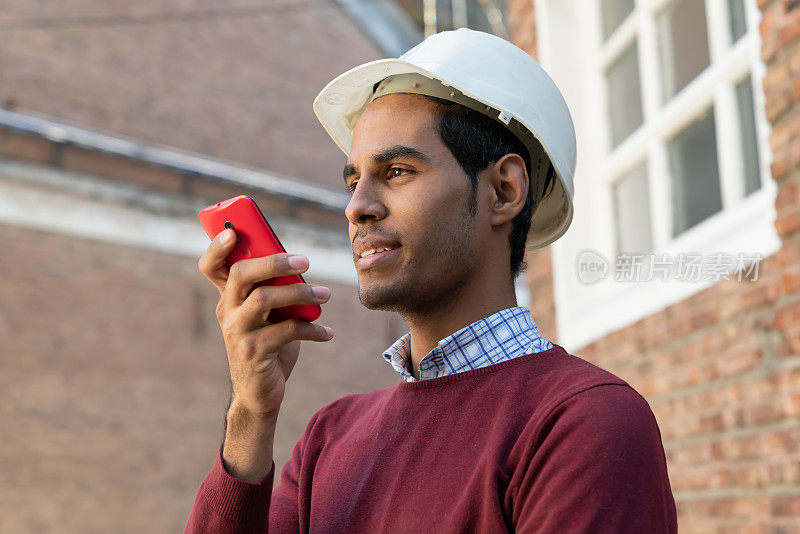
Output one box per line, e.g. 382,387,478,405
437,0,454,30
728,0,747,43
606,42,644,147
657,0,711,101
407,0,508,36
614,163,653,255
736,76,762,195
601,0,635,40
467,0,507,37
668,108,722,235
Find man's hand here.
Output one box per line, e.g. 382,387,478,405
197,227,334,481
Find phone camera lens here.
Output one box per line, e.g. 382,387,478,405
224,221,234,230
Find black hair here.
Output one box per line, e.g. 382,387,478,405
421,95,554,281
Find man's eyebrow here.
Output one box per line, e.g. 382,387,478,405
373,145,430,164
343,145,431,184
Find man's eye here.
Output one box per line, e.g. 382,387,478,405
347,168,410,193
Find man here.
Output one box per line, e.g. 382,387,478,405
186,29,677,533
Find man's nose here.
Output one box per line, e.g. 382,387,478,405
344,178,387,224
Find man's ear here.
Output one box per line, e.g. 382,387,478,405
487,153,529,228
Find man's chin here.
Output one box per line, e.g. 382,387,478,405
357,285,407,312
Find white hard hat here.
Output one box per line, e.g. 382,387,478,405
313,28,576,250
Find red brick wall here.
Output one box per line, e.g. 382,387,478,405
0,220,403,532
0,126,410,531
511,0,800,531
0,0,382,192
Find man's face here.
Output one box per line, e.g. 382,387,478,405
344,93,482,315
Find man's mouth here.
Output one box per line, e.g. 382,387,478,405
359,246,399,258
356,246,401,270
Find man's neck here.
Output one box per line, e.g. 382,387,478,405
402,282,518,380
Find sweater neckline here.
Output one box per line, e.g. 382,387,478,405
382,306,550,382
395,344,566,391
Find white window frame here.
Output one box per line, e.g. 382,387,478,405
534,0,780,353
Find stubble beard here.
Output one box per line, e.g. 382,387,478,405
357,187,479,317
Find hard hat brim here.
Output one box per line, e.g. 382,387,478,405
313,58,573,251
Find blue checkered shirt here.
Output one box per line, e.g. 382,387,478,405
382,306,554,382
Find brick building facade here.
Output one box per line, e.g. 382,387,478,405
0,0,381,191
2,0,798,531
0,2,410,532
0,119,414,532
509,0,800,531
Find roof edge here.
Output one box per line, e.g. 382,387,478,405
0,107,349,212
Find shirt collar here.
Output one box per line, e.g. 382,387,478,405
382,306,550,382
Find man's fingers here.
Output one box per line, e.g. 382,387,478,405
223,253,309,310
231,319,332,364
238,283,330,331
197,228,237,294
265,318,334,347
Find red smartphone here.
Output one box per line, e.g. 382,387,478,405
198,195,322,323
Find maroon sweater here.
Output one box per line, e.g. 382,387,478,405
186,345,677,533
